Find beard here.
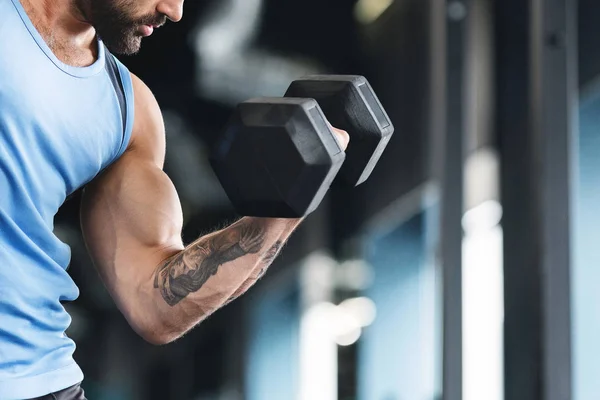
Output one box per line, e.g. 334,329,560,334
76,0,166,55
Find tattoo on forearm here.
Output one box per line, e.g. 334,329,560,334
263,241,283,266
253,240,283,281
153,220,265,306
224,240,285,305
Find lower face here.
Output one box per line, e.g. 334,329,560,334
78,0,166,55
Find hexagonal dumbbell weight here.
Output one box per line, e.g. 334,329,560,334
210,76,394,218
210,98,346,218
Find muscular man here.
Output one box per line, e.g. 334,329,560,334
0,0,349,398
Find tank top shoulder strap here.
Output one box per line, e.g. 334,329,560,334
103,47,135,162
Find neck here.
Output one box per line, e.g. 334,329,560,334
20,0,98,61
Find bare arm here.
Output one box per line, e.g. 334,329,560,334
154,227,285,307
80,74,316,344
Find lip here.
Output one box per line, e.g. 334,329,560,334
140,25,154,37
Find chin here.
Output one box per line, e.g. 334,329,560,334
104,37,143,56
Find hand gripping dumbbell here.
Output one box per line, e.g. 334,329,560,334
210,75,395,218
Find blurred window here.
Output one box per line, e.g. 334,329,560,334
359,206,439,400
572,81,600,400
246,279,301,400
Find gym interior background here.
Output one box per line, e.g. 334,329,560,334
52,0,600,399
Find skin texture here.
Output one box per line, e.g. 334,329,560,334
22,0,350,344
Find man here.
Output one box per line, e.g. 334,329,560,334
0,0,350,398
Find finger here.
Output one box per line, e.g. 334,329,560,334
331,127,350,150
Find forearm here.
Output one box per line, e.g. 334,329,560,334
141,217,300,343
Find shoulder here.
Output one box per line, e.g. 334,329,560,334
127,73,166,167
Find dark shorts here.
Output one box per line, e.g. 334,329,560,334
29,383,86,400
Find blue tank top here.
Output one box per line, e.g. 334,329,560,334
0,0,134,397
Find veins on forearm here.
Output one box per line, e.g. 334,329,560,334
153,219,266,306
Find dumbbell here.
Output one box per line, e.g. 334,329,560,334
210,75,394,218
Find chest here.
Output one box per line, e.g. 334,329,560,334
0,34,124,221
2,65,122,181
